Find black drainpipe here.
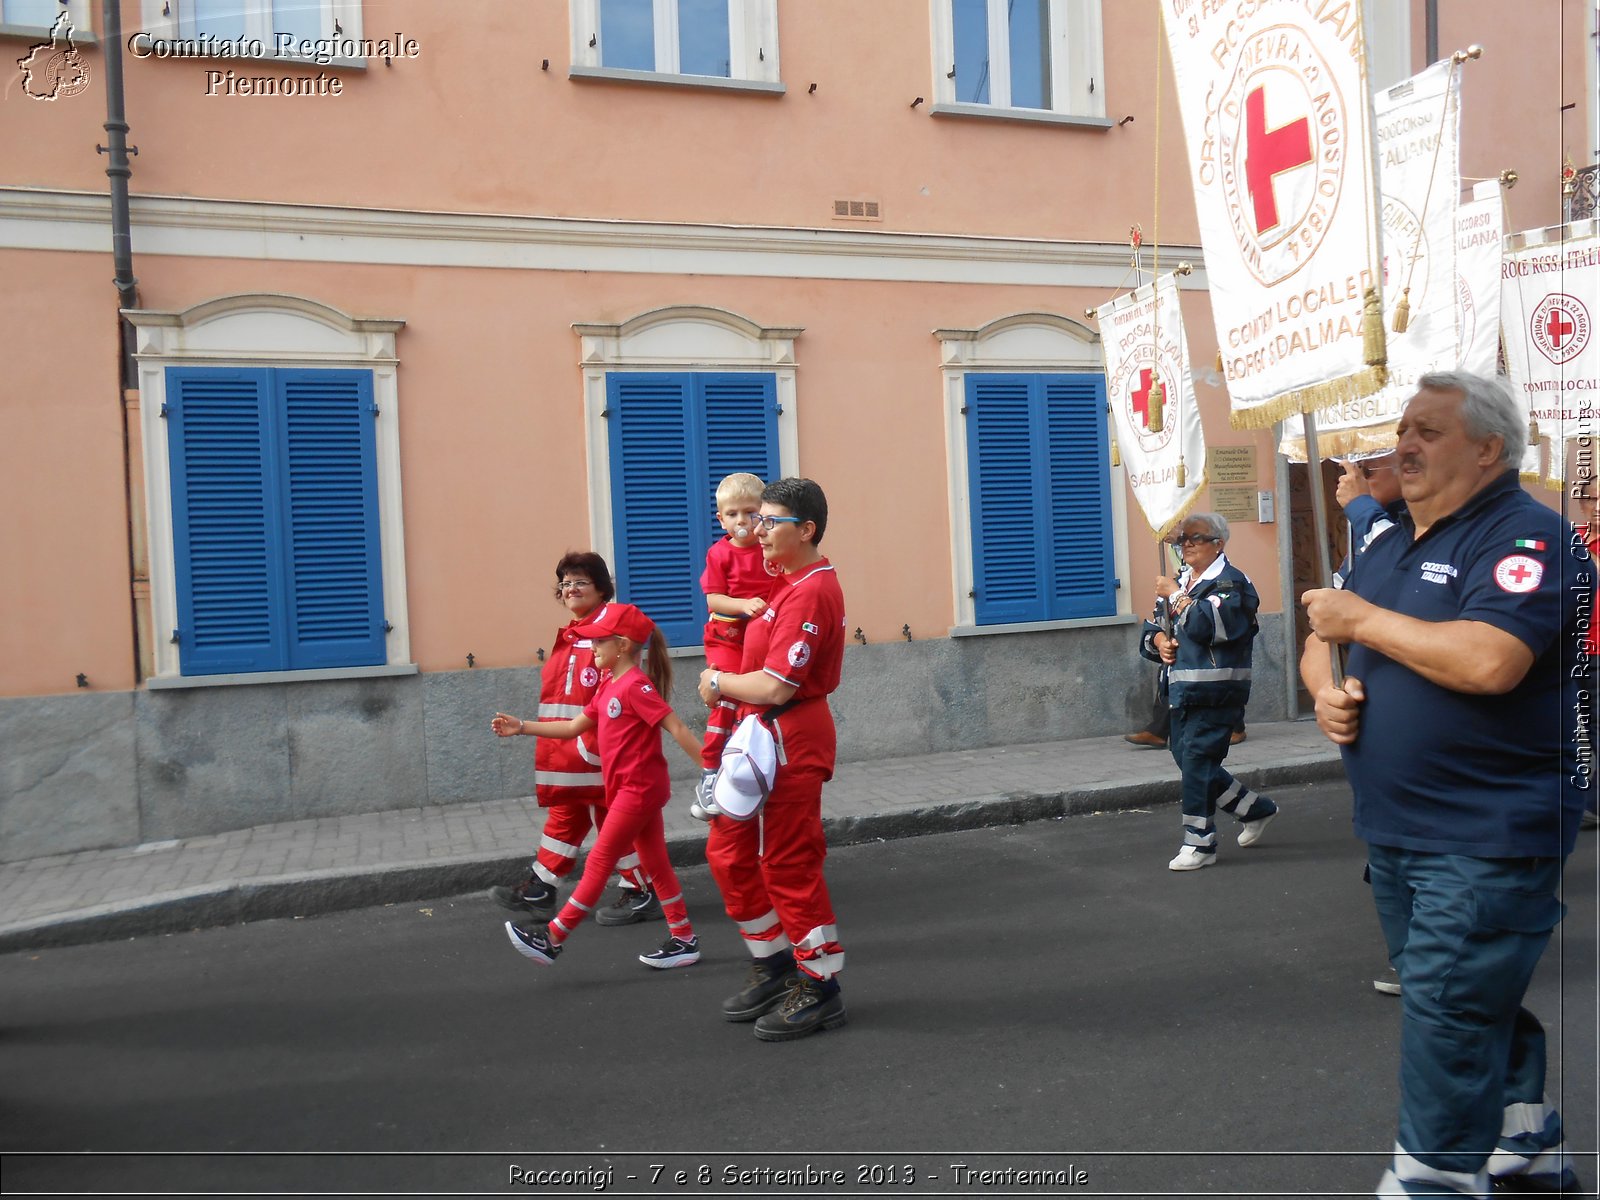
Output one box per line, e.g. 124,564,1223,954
98,0,144,681
1425,0,1438,66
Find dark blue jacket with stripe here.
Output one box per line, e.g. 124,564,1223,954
1138,556,1259,708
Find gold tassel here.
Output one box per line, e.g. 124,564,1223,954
1214,348,1224,374
1363,286,1387,368
1176,460,1187,487
1147,376,1165,434
1110,438,1121,467
1392,287,1411,333
1529,418,1539,444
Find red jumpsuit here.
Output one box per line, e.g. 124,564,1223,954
705,559,847,980
700,535,784,768
546,670,693,944
530,621,641,890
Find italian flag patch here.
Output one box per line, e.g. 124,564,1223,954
1515,539,1546,551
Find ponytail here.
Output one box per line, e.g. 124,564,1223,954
642,627,673,696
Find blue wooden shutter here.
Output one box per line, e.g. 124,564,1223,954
167,367,287,674
608,372,779,649
967,372,1115,625
967,374,1048,624
608,373,702,646
276,369,385,669
700,370,780,549
1041,375,1115,618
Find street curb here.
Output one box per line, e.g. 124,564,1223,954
0,754,1345,955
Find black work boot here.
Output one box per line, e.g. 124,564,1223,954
488,876,557,918
721,952,797,1022
753,975,847,1042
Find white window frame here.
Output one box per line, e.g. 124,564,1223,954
573,305,799,627
570,0,780,88
930,0,1105,123
0,0,94,37
126,294,412,684
936,313,1130,634
135,0,364,63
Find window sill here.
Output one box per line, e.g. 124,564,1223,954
928,102,1112,129
0,23,97,43
146,662,419,690
949,613,1137,638
569,64,783,96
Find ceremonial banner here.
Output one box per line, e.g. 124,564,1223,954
1502,221,1600,488
1099,273,1207,539
1279,58,1462,461
1162,0,1383,428
1455,180,1503,377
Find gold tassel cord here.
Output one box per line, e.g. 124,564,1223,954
1175,460,1187,487
1362,286,1387,370
1147,376,1166,434
1391,287,1411,333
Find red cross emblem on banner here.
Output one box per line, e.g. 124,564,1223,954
1529,293,1591,366
1243,85,1313,235
1131,367,1155,429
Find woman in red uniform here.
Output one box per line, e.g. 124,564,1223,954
697,478,848,1042
489,553,659,925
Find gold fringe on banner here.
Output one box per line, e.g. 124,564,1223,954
1228,364,1390,431
1279,419,1402,463
1150,473,1212,543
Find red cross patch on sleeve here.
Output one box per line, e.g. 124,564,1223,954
1493,555,1544,593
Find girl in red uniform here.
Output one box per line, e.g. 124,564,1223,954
493,603,705,969
488,553,659,925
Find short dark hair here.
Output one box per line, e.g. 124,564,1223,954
553,551,614,603
762,477,829,547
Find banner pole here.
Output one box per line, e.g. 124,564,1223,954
1302,410,1346,688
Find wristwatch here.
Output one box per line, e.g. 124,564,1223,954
709,672,721,692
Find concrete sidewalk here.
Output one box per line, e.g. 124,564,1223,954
0,719,1345,954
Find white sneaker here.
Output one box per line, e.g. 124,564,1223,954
1237,809,1277,848
1168,846,1215,871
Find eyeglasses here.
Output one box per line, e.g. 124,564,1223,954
1359,463,1398,479
753,515,802,531
557,580,593,592
1167,533,1221,547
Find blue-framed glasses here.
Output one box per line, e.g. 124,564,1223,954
754,515,802,531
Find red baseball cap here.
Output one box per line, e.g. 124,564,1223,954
571,602,654,643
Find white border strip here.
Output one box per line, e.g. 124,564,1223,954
0,188,1209,289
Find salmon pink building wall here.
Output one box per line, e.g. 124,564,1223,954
0,0,1587,858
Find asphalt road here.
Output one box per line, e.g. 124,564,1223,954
3,779,1595,1198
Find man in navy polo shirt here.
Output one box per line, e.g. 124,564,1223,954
1301,371,1588,1197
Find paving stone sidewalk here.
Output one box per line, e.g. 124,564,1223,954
0,720,1344,953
